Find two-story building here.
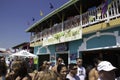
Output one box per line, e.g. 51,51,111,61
26,0,120,73
12,42,34,53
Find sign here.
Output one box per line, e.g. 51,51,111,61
43,26,82,46
70,53,77,63
55,43,68,52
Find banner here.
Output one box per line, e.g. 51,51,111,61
70,52,77,63
43,26,82,46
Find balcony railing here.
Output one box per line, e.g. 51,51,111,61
30,0,120,43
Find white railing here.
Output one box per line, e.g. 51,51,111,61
30,0,120,43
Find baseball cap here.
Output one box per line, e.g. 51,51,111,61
97,61,116,71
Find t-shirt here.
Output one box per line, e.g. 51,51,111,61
66,73,80,80
77,66,86,80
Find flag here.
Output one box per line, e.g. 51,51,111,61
88,6,96,21
40,10,43,16
34,58,38,64
89,15,95,21
88,6,96,11
32,17,35,21
97,11,102,17
102,1,108,15
102,0,112,15
108,0,112,9
49,2,54,9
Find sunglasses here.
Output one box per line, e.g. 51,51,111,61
78,61,82,63
71,68,77,70
58,60,62,62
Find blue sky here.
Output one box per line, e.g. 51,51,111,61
0,0,69,48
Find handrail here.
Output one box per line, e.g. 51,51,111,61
31,0,120,43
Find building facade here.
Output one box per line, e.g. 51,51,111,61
12,42,34,53
26,0,120,72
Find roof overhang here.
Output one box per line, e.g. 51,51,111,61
26,0,79,32
80,45,120,52
12,42,29,49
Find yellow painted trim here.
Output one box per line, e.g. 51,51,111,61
83,18,120,34
30,41,42,47
30,18,120,47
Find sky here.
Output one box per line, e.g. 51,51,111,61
0,0,69,49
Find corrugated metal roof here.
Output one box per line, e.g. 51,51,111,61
12,42,29,49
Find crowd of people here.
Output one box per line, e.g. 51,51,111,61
0,56,119,80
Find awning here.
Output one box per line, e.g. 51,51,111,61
80,45,120,52
10,50,38,58
0,53,12,56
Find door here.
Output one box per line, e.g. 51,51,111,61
38,54,50,68
57,53,68,66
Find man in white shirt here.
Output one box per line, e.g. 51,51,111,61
66,63,80,80
76,58,86,80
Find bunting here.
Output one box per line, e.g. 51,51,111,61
89,15,95,21
40,10,43,16
32,17,35,21
49,2,54,9
88,7,96,21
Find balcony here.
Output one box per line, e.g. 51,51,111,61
30,0,120,46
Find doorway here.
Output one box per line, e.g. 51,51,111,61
56,52,68,66
81,49,120,78
38,54,50,68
